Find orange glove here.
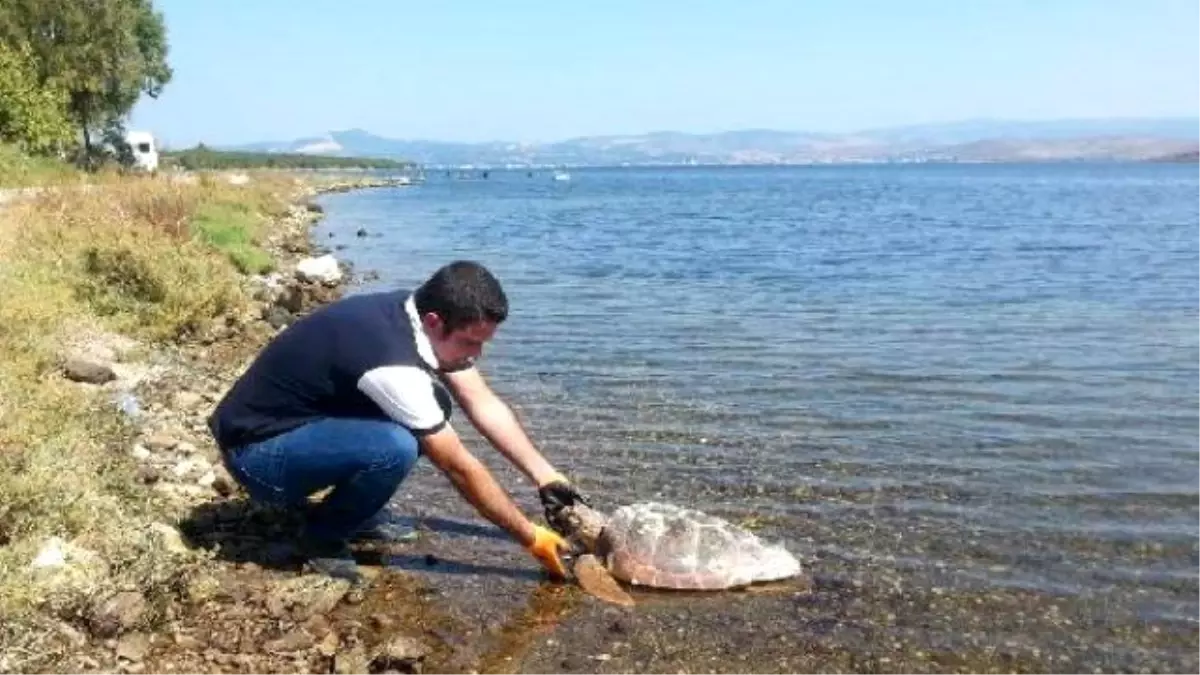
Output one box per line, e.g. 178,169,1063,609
527,524,570,581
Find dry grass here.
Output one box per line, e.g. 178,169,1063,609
0,171,304,669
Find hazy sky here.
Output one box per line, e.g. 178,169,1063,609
129,0,1200,147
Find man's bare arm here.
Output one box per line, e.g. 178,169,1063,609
419,423,538,546
441,366,564,487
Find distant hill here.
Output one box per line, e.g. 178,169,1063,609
1148,149,1200,163
227,117,1200,167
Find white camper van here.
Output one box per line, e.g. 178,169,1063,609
124,130,159,172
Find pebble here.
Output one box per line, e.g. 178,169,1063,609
115,632,151,662
142,435,177,452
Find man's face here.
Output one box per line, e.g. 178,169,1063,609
421,314,497,371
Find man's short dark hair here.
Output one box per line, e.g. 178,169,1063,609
414,260,508,333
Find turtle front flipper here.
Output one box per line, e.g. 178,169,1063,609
573,554,635,607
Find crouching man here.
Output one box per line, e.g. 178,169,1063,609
207,260,588,582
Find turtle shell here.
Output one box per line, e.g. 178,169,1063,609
598,502,801,590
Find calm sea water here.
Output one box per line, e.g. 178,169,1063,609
314,164,1198,670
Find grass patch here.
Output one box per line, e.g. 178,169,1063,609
191,201,275,275
0,169,308,671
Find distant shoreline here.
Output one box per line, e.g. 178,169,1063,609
417,157,1200,171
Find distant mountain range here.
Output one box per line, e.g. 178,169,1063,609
226,117,1199,167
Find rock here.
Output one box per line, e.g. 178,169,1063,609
136,465,160,484
211,468,236,496
369,613,394,631
265,629,314,654
183,574,221,605
316,631,338,658
266,576,351,621
150,522,190,554
263,305,293,329
371,635,428,674
295,255,344,285
197,470,217,488
29,537,101,572
335,645,370,675
276,285,305,313
175,441,198,456
172,459,196,478
305,282,342,306
130,444,151,460
283,237,312,255
57,621,87,647
355,228,368,238
303,614,332,639
89,591,147,638
143,435,177,452
115,632,151,662
30,537,68,568
63,357,116,384
171,391,204,410
173,633,204,650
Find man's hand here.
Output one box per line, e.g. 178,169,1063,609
527,525,571,580
538,476,591,529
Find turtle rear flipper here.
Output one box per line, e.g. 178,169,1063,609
574,554,635,607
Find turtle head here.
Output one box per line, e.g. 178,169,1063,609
549,503,608,554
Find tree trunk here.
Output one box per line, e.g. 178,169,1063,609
78,97,92,168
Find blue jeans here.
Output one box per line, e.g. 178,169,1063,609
222,418,420,543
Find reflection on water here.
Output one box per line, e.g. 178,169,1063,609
317,164,1198,671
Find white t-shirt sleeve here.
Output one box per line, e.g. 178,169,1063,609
357,365,448,435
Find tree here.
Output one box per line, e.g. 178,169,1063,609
0,0,172,165
0,41,75,153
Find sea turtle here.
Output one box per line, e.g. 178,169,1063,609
549,501,803,606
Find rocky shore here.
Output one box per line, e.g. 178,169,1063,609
28,176,465,674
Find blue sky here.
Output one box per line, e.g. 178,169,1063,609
130,0,1199,148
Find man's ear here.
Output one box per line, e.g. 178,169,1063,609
421,312,445,335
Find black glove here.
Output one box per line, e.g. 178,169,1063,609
538,480,591,528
